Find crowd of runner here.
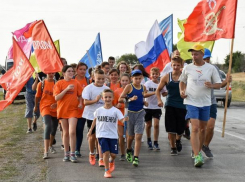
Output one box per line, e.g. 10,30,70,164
24,44,232,178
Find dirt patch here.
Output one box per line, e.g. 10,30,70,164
0,103,48,181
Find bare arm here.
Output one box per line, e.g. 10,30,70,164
156,75,168,107
118,84,131,103
179,81,187,99
55,84,74,101
34,97,41,112
32,74,39,91
84,95,101,106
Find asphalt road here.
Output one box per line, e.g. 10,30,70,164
45,102,245,182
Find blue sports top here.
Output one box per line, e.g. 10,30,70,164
127,83,144,112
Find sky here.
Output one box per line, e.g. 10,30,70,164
0,0,244,67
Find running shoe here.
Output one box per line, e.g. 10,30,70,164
202,145,213,158
33,123,37,131
26,128,33,134
70,155,78,163
153,144,160,151
147,141,153,150
141,137,144,143
119,154,125,161
171,148,178,156
99,159,105,167
109,161,115,173
63,156,70,162
104,171,112,178
194,154,204,167
126,150,133,163
89,154,96,165
132,157,139,167
75,151,82,157
61,145,64,150
199,152,204,163
191,150,195,158
176,140,182,152
49,146,56,154
43,153,48,159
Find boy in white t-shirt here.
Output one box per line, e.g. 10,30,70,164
82,69,109,166
144,67,167,150
87,89,124,178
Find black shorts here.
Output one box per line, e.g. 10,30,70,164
144,109,162,121
81,118,96,135
165,106,187,135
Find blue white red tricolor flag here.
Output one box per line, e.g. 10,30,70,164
79,33,103,77
159,14,173,56
135,20,170,73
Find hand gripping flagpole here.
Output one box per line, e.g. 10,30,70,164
222,38,234,137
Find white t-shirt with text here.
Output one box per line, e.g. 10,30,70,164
94,106,124,139
144,80,167,109
179,62,221,107
82,83,109,120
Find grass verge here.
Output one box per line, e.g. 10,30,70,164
232,81,245,102
0,103,47,181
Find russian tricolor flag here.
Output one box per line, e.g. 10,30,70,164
135,20,170,73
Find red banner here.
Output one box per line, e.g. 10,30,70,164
31,20,63,73
184,0,238,42
0,37,34,111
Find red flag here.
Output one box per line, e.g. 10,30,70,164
31,20,63,73
184,0,238,42
0,37,34,111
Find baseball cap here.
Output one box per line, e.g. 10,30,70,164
203,48,212,59
188,44,205,53
131,69,142,76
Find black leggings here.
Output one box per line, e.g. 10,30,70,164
43,115,58,140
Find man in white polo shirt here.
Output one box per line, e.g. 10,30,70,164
179,44,221,167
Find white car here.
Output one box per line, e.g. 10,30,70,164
214,70,232,107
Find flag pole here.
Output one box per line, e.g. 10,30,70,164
86,50,94,70
222,38,234,137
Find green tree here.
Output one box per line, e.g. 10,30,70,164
116,53,139,66
224,51,245,73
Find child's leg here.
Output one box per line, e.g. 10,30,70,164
76,118,86,153
118,125,125,155
169,133,176,148
103,151,110,170
49,117,59,148
153,118,160,142
61,119,69,154
127,135,134,150
134,134,143,156
68,117,78,153
145,120,152,141
89,134,96,153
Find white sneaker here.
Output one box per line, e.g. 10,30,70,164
49,146,56,154
141,138,144,143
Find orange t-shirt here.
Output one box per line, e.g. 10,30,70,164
113,87,125,126
36,80,57,117
75,77,88,118
53,79,83,119
109,82,121,91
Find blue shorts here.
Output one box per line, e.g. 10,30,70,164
185,105,211,122
210,104,217,119
98,138,118,154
